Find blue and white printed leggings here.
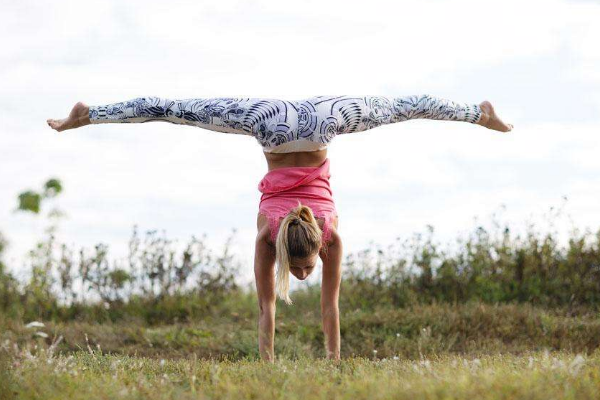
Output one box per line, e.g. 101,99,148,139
89,95,482,151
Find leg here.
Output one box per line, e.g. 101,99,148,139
374,94,511,132
48,96,302,146
298,94,511,141
87,96,255,135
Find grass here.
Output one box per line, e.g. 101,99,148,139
2,350,600,399
3,303,600,399
3,302,600,360
4,177,600,398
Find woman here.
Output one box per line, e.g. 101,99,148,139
47,94,512,361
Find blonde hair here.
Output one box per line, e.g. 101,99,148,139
275,202,322,304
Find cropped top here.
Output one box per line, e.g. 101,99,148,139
258,158,337,245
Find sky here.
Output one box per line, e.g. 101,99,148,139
1,0,599,288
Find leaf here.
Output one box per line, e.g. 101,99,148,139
43,178,63,198
109,269,132,288
17,191,41,214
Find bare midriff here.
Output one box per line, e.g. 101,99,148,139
263,149,328,171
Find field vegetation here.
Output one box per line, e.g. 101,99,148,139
2,179,599,398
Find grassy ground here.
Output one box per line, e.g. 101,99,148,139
2,350,600,400
2,303,600,399
3,302,600,360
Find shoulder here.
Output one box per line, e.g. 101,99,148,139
325,226,341,247
320,216,341,247
257,213,276,246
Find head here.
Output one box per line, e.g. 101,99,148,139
275,203,323,304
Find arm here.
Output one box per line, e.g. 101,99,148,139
319,228,343,361
254,223,277,362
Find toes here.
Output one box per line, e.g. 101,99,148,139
47,119,62,131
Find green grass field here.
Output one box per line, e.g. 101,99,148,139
3,205,600,399
3,350,599,400
2,303,600,399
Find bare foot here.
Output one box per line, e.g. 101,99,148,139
477,100,513,132
47,101,90,132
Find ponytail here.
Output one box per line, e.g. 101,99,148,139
275,202,322,304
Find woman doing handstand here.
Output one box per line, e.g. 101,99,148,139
47,94,513,361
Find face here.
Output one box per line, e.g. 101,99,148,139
289,252,319,281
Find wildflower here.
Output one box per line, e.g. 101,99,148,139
569,354,586,375
551,357,566,370
160,359,166,367
393,356,399,360
543,349,550,360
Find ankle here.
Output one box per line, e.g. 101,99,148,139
77,106,91,125
476,111,488,126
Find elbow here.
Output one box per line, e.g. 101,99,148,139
259,300,275,317
321,305,339,318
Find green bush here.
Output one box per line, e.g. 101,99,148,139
3,178,600,323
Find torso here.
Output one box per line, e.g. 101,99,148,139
259,148,337,246
263,148,328,171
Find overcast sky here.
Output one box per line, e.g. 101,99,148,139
1,0,599,287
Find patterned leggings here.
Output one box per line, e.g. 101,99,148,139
88,95,482,151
